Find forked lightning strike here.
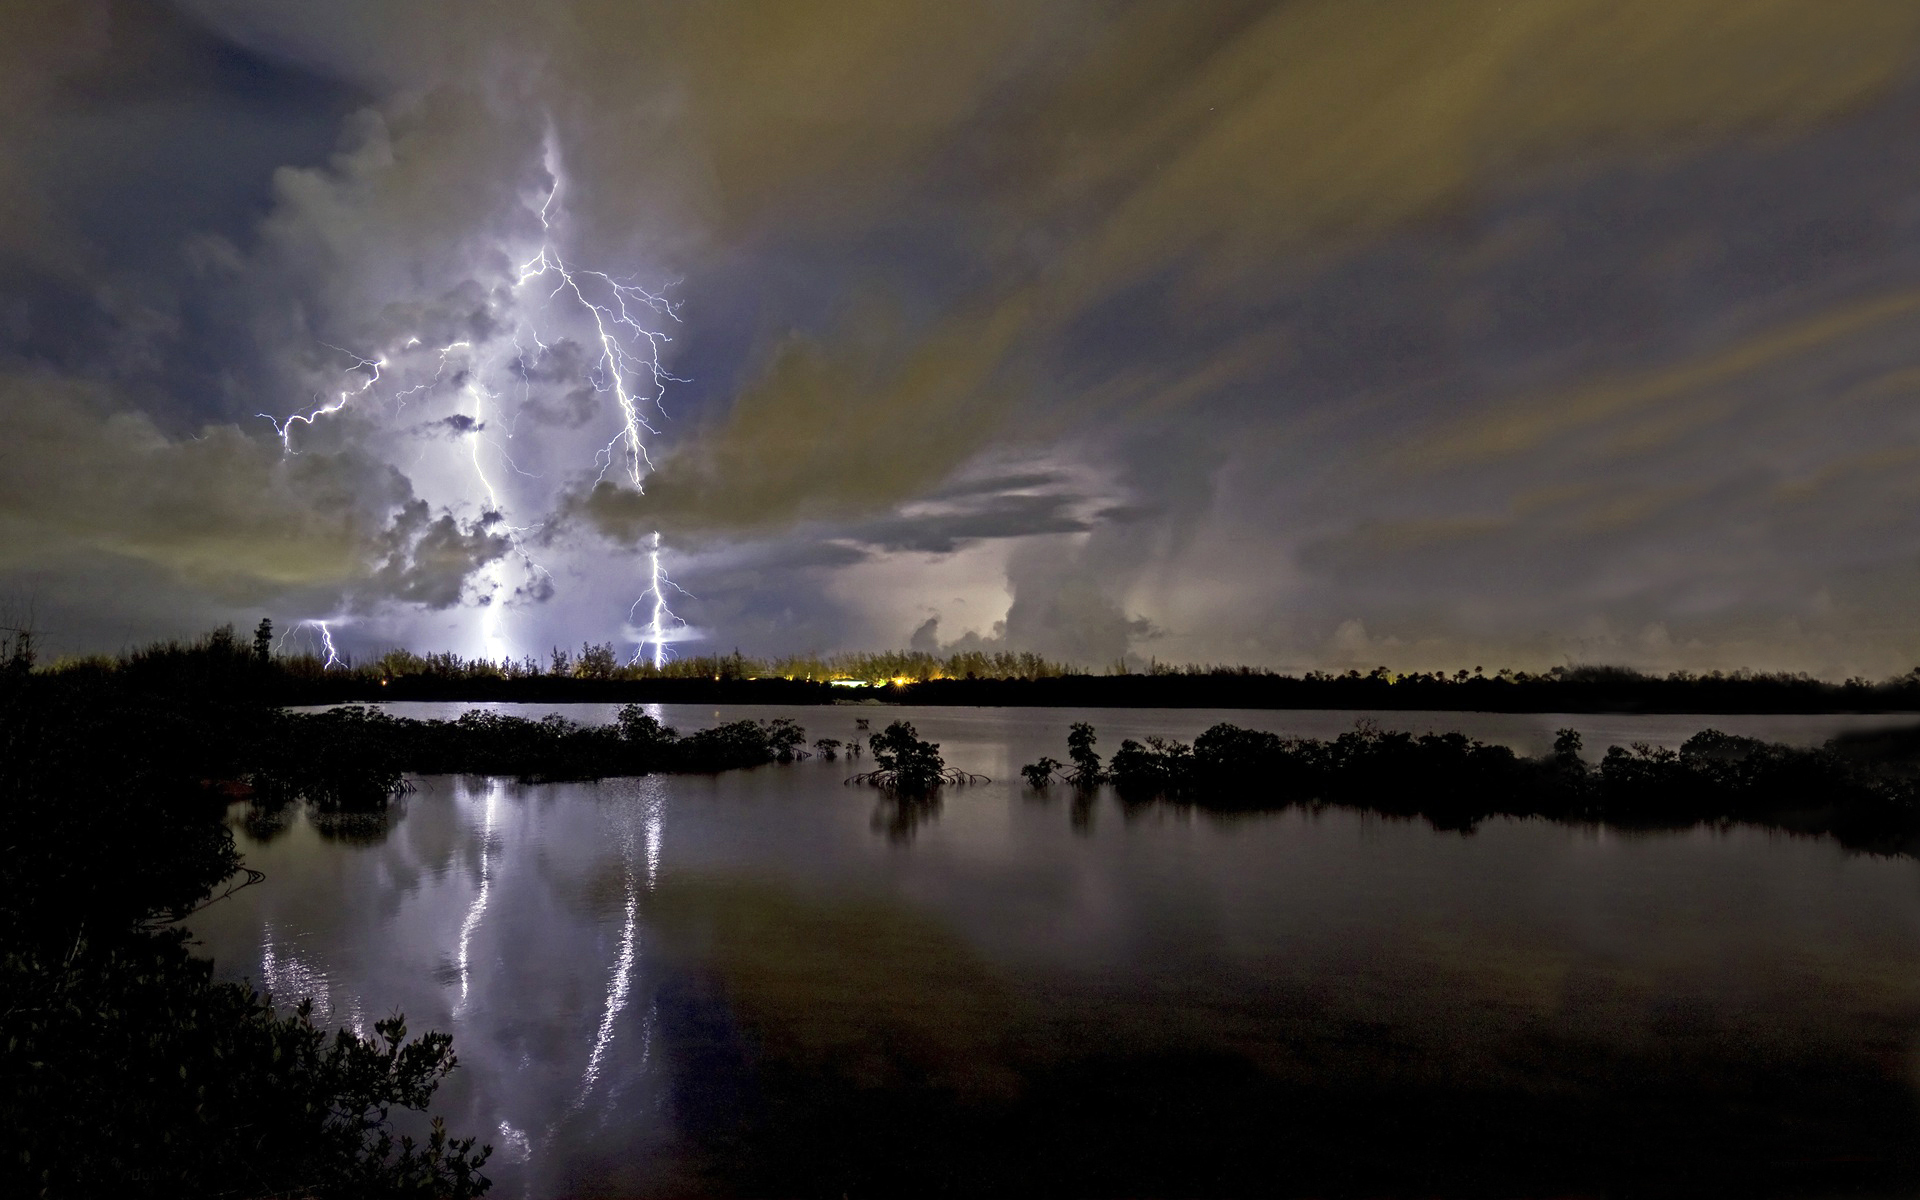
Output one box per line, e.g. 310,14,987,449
258,128,691,667
260,347,385,451
629,531,692,670
512,137,688,666
299,619,343,668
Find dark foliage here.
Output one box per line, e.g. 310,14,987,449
849,721,987,795
79,631,1920,713
0,640,497,1199
1020,756,1063,788
1,631,817,1198
1065,721,1102,785
5,936,488,1198
249,706,810,808
904,665,1920,713
1024,721,1920,852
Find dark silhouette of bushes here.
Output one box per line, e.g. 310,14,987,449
849,720,987,794
64,622,1920,713
1024,721,1920,852
1020,757,1063,788
0,633,826,1198
5,941,490,1197
0,656,496,1197
248,706,812,810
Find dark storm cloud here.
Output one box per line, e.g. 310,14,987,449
359,499,512,610
923,472,1075,502
15,1,1920,670
581,465,1107,555
432,414,484,436
845,492,1094,555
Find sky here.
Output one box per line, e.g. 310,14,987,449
8,0,1920,677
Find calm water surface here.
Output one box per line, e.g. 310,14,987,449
189,706,1920,1197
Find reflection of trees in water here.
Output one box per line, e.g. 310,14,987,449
240,798,296,843
1019,763,1098,834
311,796,406,846
1069,792,1096,835
871,794,941,843
238,788,410,847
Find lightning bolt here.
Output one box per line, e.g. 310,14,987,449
627,530,692,669
514,132,688,667
257,124,691,663
259,347,386,452
307,619,343,668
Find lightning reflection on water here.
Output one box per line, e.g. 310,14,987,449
573,781,665,1117
453,782,499,1018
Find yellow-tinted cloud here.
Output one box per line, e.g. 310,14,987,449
1061,0,1920,288
1406,290,1920,469
180,1,1920,537
559,0,1920,533
0,372,490,600
578,292,1033,538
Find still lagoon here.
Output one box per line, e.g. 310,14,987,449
188,705,1920,1196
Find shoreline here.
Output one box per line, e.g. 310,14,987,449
268,673,1920,715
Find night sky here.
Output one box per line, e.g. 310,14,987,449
8,0,1920,677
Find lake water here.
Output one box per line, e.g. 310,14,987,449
188,705,1920,1197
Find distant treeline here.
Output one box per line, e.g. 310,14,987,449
34,623,1920,712
1024,721,1920,855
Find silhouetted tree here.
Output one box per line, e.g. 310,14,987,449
1066,721,1103,785
575,641,617,680
1021,756,1063,788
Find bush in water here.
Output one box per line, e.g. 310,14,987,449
1023,721,1920,851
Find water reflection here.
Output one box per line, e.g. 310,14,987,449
452,784,495,1017
869,792,940,843
259,920,362,1033
242,799,296,843
192,706,1920,1197
575,785,663,1112
1069,789,1096,834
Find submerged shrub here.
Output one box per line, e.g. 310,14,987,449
1021,756,1063,788
1066,722,1103,785
869,721,947,793
851,721,987,794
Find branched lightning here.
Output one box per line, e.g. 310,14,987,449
305,619,343,668
260,347,386,452
513,138,689,667
259,126,693,664
627,531,692,669
512,182,684,489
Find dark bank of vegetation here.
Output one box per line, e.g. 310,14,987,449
52,623,1920,711
0,624,818,1199
893,663,1920,713
251,704,810,814
1024,720,1920,853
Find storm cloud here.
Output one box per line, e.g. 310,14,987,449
9,1,1920,674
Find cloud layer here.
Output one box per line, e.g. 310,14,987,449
7,2,1920,674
